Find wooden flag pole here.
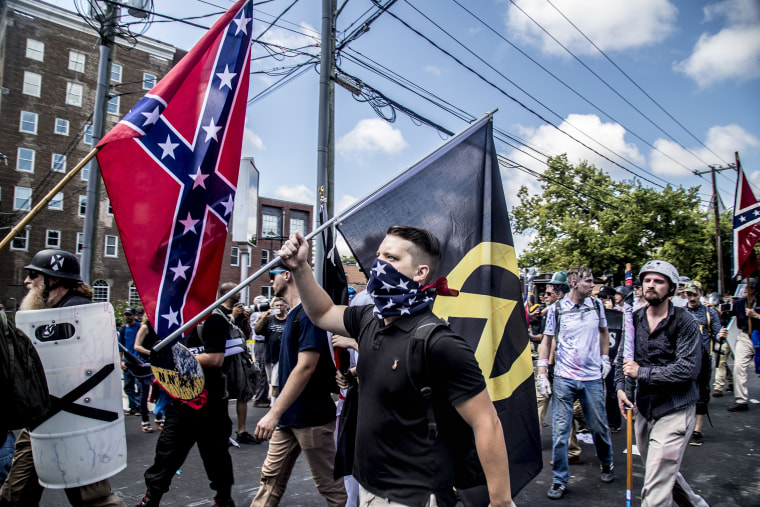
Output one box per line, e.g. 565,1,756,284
0,147,100,252
626,407,634,507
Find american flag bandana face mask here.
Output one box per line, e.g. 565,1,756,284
366,259,436,319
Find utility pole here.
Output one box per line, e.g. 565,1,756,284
315,0,336,285
696,161,736,295
81,1,118,284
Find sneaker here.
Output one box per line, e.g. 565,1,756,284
141,422,154,433
689,431,703,446
154,418,164,430
547,483,568,499
712,389,723,398
726,384,734,392
727,402,748,412
236,431,260,444
568,455,581,464
125,408,140,416
600,464,615,483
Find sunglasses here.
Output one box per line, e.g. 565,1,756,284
26,270,41,280
268,269,288,281
545,291,555,296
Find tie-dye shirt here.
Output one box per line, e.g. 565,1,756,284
544,296,608,381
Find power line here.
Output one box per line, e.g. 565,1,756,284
543,0,731,167
379,6,672,191
443,0,721,191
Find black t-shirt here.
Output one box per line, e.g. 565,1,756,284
183,312,228,399
344,305,486,507
260,315,286,364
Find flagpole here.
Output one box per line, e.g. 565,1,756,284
0,148,100,252
153,110,498,352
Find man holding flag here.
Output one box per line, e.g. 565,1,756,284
276,225,514,507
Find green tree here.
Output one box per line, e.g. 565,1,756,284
512,155,718,286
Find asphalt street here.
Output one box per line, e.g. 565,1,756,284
34,367,760,507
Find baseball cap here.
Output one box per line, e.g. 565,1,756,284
683,280,702,294
124,307,137,315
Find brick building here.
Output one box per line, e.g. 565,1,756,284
0,0,184,309
219,197,314,303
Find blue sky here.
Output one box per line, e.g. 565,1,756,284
52,0,760,254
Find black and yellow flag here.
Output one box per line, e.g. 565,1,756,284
337,115,541,497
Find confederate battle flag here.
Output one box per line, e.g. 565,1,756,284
97,0,252,338
732,159,760,280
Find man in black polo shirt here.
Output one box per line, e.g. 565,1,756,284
277,225,514,507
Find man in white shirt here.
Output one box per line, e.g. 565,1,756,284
536,266,614,500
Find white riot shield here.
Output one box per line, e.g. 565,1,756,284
15,303,127,489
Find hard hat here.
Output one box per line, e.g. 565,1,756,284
639,260,679,295
548,270,569,292
24,249,82,282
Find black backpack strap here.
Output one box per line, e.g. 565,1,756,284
667,306,685,340
405,314,449,440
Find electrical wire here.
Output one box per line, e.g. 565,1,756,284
444,0,723,192
543,0,731,168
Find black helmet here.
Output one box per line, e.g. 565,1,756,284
24,249,82,282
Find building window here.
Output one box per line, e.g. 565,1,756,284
26,38,44,61
19,111,38,134
92,280,110,303
107,199,113,215
46,230,61,248
111,63,122,83
289,210,308,236
66,82,83,107
261,206,282,238
143,73,156,89
10,229,29,252
261,249,270,267
51,154,67,173
13,186,32,211
48,192,63,210
231,246,240,266
82,161,90,181
107,95,120,115
23,71,41,97
83,124,93,145
104,235,118,257
68,51,86,72
76,232,84,254
17,148,35,172
55,118,70,136
128,283,141,306
261,286,274,299
78,195,87,217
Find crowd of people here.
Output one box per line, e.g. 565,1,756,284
528,263,757,504
2,235,759,507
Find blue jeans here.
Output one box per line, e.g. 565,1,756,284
551,376,613,485
0,431,16,487
123,368,141,410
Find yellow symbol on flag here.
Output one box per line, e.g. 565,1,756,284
433,242,533,401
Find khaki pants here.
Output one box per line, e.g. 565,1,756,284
358,484,437,507
251,420,346,507
0,429,124,507
635,406,707,507
733,331,755,404
713,341,732,390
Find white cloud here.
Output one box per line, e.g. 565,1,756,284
242,128,264,156
505,114,645,184
649,124,760,175
272,184,315,205
424,65,442,77
675,0,760,87
505,0,677,56
337,118,408,155
256,23,319,56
